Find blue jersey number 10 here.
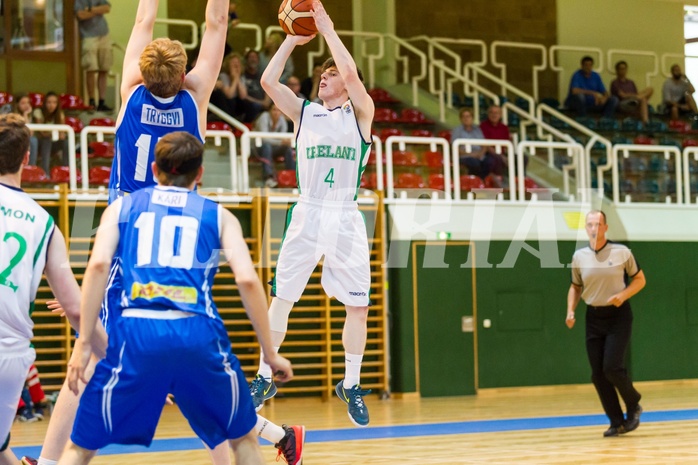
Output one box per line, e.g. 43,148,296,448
134,212,199,269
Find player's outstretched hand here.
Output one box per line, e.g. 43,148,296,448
285,33,316,47
311,1,333,35
67,338,92,395
47,299,66,317
266,353,293,383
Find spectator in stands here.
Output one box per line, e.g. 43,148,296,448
286,75,306,99
240,49,271,123
611,61,653,125
253,103,296,187
74,0,113,112
34,92,70,175
300,63,322,103
259,32,294,84
566,56,618,118
211,52,248,120
662,64,697,121
480,105,513,177
451,107,485,178
11,93,38,167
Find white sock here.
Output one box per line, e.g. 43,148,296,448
343,352,363,388
257,346,280,380
38,459,58,465
255,415,286,444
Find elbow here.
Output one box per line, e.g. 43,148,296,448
86,259,111,276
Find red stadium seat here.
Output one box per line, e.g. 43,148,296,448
0,92,13,106
633,135,654,145
28,92,44,108
232,121,254,138
398,108,433,124
484,174,503,189
395,173,425,189
206,121,232,132
428,173,445,190
517,176,540,189
89,141,115,158
21,165,48,183
669,119,691,132
60,93,89,111
379,127,403,140
682,138,698,148
89,166,111,185
437,129,452,143
64,116,85,134
411,129,432,138
276,169,297,188
424,151,443,168
374,108,398,123
51,166,81,184
392,150,418,166
360,173,376,189
89,117,116,127
460,175,485,191
368,88,400,104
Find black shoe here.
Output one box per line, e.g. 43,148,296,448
624,404,643,432
97,103,113,112
603,425,626,437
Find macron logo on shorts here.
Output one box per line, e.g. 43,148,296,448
141,105,184,128
349,291,367,296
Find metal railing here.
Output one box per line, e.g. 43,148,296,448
155,18,199,50
239,131,295,193
517,141,585,201
27,123,78,190
607,49,658,89
384,135,451,200
683,147,698,204
201,22,263,52
612,144,683,204
491,41,547,101
451,139,516,201
385,33,428,107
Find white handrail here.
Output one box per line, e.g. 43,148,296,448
549,45,604,73
432,37,487,99
660,53,698,77
536,104,611,197
490,41,548,101
207,102,249,135
607,49,659,89
502,102,574,143
517,141,585,201
407,36,462,100
79,126,116,192
612,144,683,204
155,18,199,50
204,129,238,192
201,22,263,52
239,131,294,194
683,147,698,204
467,64,536,119
384,136,451,200
451,138,516,201
27,123,78,190
371,135,384,192
384,34,427,106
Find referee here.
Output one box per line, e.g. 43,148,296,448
566,210,646,437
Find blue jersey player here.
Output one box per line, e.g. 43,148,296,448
57,132,293,465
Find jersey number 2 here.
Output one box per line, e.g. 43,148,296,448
0,232,27,292
134,213,199,269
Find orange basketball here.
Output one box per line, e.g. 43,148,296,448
278,0,317,36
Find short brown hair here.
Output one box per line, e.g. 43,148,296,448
0,114,31,175
139,38,187,98
321,57,364,83
459,107,474,118
154,132,204,187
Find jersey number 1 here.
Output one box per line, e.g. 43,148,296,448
135,134,161,182
134,212,199,269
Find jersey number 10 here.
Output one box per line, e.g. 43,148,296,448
134,212,199,269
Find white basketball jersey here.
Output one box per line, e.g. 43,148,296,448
0,183,54,351
296,100,371,202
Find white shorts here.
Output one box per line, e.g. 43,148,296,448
0,348,35,442
272,198,371,307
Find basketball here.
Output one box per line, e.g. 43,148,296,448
278,0,317,36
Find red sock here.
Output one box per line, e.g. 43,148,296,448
27,365,46,404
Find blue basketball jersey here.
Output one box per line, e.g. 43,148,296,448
109,85,202,199
116,186,222,318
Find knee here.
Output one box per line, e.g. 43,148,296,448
346,305,369,323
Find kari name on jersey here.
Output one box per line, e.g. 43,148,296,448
140,104,184,128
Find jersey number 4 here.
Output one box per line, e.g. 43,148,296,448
0,232,27,292
134,212,199,269
324,168,335,188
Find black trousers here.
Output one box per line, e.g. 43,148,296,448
585,302,642,427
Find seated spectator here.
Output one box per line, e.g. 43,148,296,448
611,61,653,125
11,93,39,168
451,107,485,178
663,64,697,120
301,63,322,104
286,75,306,99
565,56,618,118
259,32,294,84
253,103,295,187
34,92,70,175
240,49,271,123
210,52,247,120
480,105,514,177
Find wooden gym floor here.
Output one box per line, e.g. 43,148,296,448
10,379,698,464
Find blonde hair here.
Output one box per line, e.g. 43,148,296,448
139,38,187,98
221,52,243,74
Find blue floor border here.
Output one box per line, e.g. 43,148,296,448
13,408,698,458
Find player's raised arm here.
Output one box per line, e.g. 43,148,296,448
120,0,160,99
260,34,315,125
311,1,374,118
219,207,293,382
185,0,228,110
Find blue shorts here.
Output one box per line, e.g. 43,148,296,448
100,256,122,333
71,314,256,450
